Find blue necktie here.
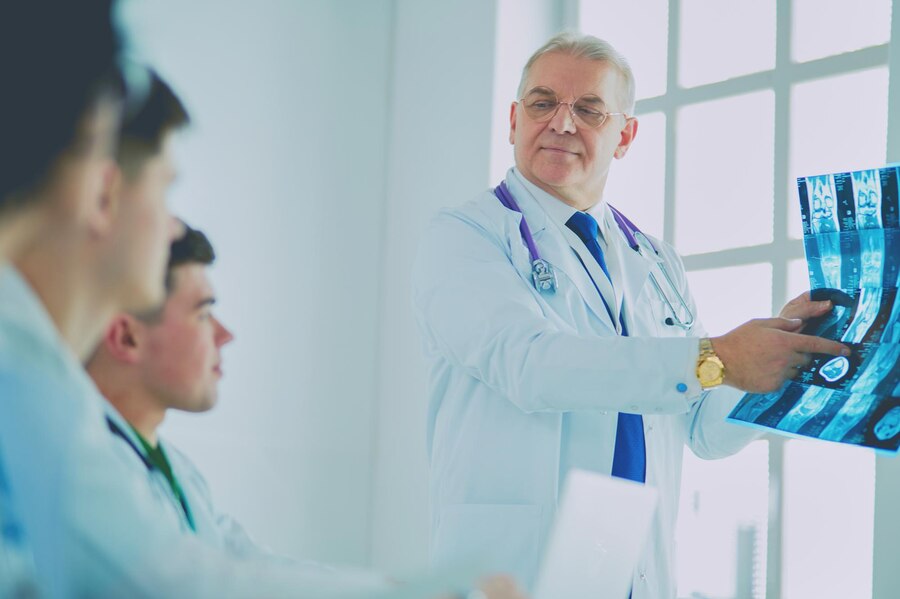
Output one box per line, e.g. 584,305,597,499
566,211,646,484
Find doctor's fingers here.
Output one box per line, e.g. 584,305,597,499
474,575,529,599
789,352,813,370
784,331,850,358
778,294,833,321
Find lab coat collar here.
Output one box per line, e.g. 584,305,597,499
508,169,612,243
102,399,150,459
511,169,576,233
503,171,655,331
505,169,618,333
0,265,78,372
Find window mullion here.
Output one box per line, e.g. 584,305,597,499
872,4,900,597
663,0,681,245
766,1,794,597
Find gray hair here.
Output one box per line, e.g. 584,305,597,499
516,31,636,114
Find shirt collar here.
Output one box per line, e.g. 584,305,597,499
510,167,611,242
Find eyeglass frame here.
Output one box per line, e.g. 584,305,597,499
516,87,632,129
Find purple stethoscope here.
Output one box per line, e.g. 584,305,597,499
494,181,695,330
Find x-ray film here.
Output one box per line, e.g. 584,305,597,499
729,165,900,453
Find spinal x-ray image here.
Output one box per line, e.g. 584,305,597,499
852,169,883,230
819,393,877,442
809,175,840,233
859,229,885,287
729,165,900,453
841,288,882,343
851,345,900,395
779,388,838,434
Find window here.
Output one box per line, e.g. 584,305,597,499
578,0,891,596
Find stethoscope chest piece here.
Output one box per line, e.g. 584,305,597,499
531,259,557,294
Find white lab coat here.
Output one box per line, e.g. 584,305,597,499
0,266,391,599
102,401,386,582
102,403,281,558
0,451,39,598
412,169,760,599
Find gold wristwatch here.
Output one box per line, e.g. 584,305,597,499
696,338,725,389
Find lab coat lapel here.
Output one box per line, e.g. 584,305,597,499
604,207,652,332
509,189,619,333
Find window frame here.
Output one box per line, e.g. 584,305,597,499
570,0,897,596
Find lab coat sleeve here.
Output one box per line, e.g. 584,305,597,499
168,446,393,587
663,268,765,459
686,386,765,459
413,208,700,415
169,445,289,563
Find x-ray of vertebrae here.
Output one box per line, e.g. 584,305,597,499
729,165,900,453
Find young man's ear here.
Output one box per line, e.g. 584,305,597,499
103,314,143,364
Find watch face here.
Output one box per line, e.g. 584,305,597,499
699,359,722,382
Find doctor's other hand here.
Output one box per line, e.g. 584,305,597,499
710,317,850,393
438,575,529,599
777,291,833,321
475,575,528,599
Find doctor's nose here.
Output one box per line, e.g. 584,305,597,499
549,102,577,134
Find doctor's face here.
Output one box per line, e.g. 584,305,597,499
139,263,234,414
510,52,638,210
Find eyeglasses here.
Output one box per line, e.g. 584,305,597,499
518,88,628,129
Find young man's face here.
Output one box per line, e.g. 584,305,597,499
138,263,234,413
108,132,181,313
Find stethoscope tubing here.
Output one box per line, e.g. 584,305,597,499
493,182,695,330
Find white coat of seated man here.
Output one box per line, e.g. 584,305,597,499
87,223,527,599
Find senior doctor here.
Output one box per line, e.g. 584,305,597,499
412,32,848,598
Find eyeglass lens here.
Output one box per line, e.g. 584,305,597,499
521,89,610,128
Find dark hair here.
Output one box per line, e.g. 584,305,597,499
0,0,124,209
128,223,215,325
165,222,215,293
117,69,190,179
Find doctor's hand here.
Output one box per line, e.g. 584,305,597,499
439,575,529,599
777,291,833,321
473,575,528,599
711,317,850,393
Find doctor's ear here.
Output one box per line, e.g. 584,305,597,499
614,117,639,160
509,101,518,145
103,315,143,364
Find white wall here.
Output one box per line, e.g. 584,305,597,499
368,0,498,574
120,0,565,574
120,0,392,566
369,0,562,572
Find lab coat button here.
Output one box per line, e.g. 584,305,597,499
639,572,647,582
676,382,688,393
